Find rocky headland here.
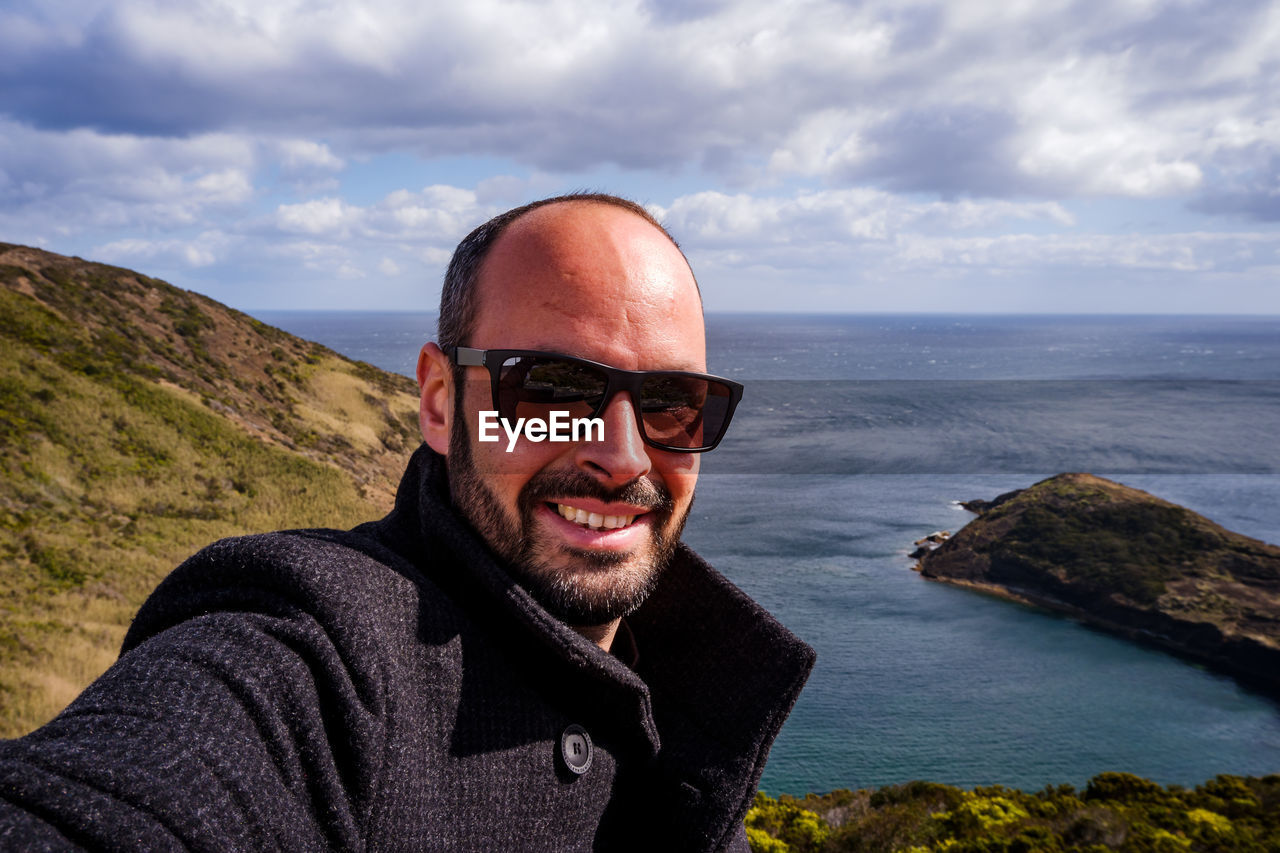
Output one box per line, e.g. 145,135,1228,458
915,473,1280,696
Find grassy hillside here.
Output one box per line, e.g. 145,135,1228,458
0,243,421,736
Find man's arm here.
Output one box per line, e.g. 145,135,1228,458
0,535,393,851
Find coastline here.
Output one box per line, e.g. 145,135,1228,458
919,558,1280,702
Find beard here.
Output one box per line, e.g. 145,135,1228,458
446,396,692,626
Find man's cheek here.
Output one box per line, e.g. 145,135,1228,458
471,432,567,476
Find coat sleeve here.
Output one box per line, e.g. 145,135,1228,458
721,822,751,852
0,536,392,852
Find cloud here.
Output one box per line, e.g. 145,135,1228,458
2,0,1276,203
272,185,493,244
336,262,365,280
245,184,499,293
277,140,344,174
276,198,362,236
656,189,1075,248
0,117,257,238
1190,117,1280,221
889,231,1280,275
2,0,1279,313
654,188,1280,296
94,230,235,268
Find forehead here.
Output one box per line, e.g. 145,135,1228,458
470,202,705,371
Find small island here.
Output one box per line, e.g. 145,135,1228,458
915,473,1280,696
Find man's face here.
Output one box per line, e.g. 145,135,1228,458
446,203,704,626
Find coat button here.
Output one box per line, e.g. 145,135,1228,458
560,725,593,775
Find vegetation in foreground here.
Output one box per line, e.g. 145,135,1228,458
0,243,420,735
747,772,1280,852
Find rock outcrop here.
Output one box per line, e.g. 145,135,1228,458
917,473,1280,695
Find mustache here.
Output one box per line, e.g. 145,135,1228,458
521,469,673,514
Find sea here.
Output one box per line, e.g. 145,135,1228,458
255,311,1280,796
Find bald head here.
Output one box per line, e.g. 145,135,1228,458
469,200,706,371
436,194,697,352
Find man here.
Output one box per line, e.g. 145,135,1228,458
0,194,814,850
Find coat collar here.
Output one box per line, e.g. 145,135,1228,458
379,445,815,840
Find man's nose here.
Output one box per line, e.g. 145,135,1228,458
574,391,652,485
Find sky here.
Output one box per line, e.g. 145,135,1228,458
2,0,1279,314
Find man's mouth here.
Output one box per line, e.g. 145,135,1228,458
552,502,641,531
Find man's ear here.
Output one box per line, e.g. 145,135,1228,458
416,342,453,455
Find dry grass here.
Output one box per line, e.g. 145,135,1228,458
1,592,130,734
0,363,383,734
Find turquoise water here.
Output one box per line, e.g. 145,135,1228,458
687,473,1280,793
256,311,1280,794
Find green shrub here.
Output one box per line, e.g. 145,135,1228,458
746,792,830,853
747,772,1280,852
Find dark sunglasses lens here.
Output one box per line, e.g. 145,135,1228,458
498,356,607,421
639,375,734,449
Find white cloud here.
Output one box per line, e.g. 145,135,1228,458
0,118,259,237
278,139,344,173
192,168,254,204
655,187,1280,298
249,184,496,290
419,246,454,266
1012,54,1206,196
890,232,1209,273
265,240,348,263
93,230,234,268
4,0,1274,202
657,189,1076,249
768,109,876,180
276,197,361,236
373,185,483,239
3,0,1280,311
0,119,254,195
267,185,495,251
336,262,365,279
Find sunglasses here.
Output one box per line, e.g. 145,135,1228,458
447,347,743,452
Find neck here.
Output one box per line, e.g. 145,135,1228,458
572,619,620,653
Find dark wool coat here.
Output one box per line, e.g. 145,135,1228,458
0,446,815,851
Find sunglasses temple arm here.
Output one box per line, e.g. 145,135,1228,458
453,347,487,367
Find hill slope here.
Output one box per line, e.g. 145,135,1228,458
0,243,421,735
917,473,1280,694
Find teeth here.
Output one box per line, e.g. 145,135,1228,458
555,503,637,530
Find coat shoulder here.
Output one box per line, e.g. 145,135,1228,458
121,525,446,655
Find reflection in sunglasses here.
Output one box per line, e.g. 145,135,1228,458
450,346,743,452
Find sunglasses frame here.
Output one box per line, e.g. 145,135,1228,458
447,346,743,452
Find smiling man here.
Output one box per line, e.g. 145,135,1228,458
424,198,712,652
0,194,814,852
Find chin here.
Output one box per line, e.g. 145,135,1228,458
515,543,666,625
